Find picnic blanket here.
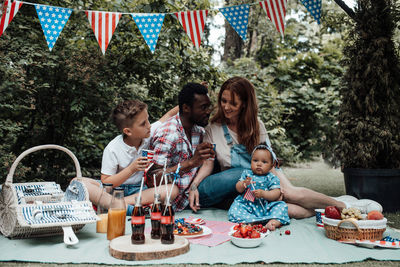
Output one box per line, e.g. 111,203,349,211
0,208,399,265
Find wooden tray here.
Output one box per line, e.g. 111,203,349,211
109,234,190,261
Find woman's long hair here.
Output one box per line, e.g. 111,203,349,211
211,77,260,153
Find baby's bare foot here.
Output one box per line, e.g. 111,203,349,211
266,219,282,231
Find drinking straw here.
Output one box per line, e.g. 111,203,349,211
153,174,157,195
166,163,180,204
164,172,170,202
251,182,266,213
137,174,145,205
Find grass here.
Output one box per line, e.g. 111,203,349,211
2,159,399,267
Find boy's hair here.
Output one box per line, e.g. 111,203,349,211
178,83,208,113
112,100,147,132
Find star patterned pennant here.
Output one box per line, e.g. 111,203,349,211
85,11,121,55
35,4,72,51
259,0,287,38
130,13,165,53
300,0,322,24
0,0,23,38
219,4,250,41
174,10,208,49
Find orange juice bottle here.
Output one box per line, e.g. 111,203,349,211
107,187,126,240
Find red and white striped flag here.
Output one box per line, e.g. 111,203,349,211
174,10,208,49
0,0,23,38
259,0,287,39
85,11,121,55
243,187,255,202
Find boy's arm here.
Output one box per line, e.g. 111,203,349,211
158,106,179,123
100,157,148,187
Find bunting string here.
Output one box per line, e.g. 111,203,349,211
0,0,321,54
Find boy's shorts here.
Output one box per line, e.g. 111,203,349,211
120,183,148,197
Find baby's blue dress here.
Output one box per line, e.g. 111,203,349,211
228,169,290,225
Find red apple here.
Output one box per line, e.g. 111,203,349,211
325,206,341,219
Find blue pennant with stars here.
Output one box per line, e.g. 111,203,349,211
131,13,165,53
219,4,250,41
300,0,322,24
35,4,72,51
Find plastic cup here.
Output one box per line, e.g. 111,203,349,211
141,149,155,161
208,144,216,161
315,209,325,228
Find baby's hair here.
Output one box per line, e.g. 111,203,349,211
112,100,147,132
252,142,272,158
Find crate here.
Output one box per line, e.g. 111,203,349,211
0,145,98,239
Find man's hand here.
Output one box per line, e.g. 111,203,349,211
189,183,201,212
253,189,265,199
189,142,215,168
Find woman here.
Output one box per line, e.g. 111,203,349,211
189,77,358,218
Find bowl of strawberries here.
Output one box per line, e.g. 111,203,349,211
229,223,269,248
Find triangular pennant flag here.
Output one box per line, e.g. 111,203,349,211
259,0,287,38
35,5,72,51
131,13,165,53
219,4,250,41
174,10,208,49
0,0,23,38
300,0,322,24
85,11,121,55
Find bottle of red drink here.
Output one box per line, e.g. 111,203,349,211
131,196,145,244
150,193,162,239
160,199,175,244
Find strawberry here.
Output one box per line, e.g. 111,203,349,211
285,230,291,235
240,225,248,237
232,231,242,238
251,231,261,238
325,206,341,220
233,224,239,230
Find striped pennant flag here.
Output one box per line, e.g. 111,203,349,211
243,187,255,202
0,0,23,38
35,5,72,51
174,10,208,49
219,4,250,41
131,13,165,53
85,11,121,55
259,0,287,39
300,0,322,24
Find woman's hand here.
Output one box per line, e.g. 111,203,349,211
129,156,150,173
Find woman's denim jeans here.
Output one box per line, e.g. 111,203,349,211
197,167,245,208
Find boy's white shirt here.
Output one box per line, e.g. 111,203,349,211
101,121,162,185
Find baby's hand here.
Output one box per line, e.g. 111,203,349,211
243,177,252,188
253,189,265,199
131,157,150,172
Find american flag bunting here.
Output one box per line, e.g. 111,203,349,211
85,10,121,55
174,10,208,49
259,0,287,38
300,0,322,24
35,5,72,51
243,187,255,202
0,0,23,38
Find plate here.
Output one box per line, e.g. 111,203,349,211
184,217,205,225
178,225,212,239
340,239,400,249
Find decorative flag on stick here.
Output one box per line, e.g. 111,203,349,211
131,13,165,53
259,0,287,38
174,10,208,49
219,4,250,41
300,0,322,24
0,0,23,38
243,187,255,202
35,5,72,51
85,11,121,55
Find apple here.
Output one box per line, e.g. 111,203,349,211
325,206,341,219
367,210,384,220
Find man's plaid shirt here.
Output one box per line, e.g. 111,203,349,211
150,114,204,211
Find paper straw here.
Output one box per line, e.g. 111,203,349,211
166,176,176,205
251,182,266,212
137,175,145,205
153,174,157,195
164,173,170,202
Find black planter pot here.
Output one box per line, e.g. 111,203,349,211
343,168,400,212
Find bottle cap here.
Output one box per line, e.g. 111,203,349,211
154,193,161,199
102,183,113,187
114,186,124,191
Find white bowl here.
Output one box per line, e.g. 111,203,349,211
230,232,267,248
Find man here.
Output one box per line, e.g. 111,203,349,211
148,83,215,211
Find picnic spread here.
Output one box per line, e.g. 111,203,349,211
1,145,400,265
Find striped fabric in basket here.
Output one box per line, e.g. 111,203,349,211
19,202,98,227
14,182,64,204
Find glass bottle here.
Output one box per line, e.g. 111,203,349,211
150,193,162,239
160,199,175,244
96,183,113,233
131,196,145,244
107,187,126,240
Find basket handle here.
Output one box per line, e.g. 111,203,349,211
5,144,82,186
337,218,361,232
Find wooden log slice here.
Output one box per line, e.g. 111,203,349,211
109,233,190,261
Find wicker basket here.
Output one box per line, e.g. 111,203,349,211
0,145,98,239
323,216,387,241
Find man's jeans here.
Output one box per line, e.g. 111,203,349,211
197,167,245,208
